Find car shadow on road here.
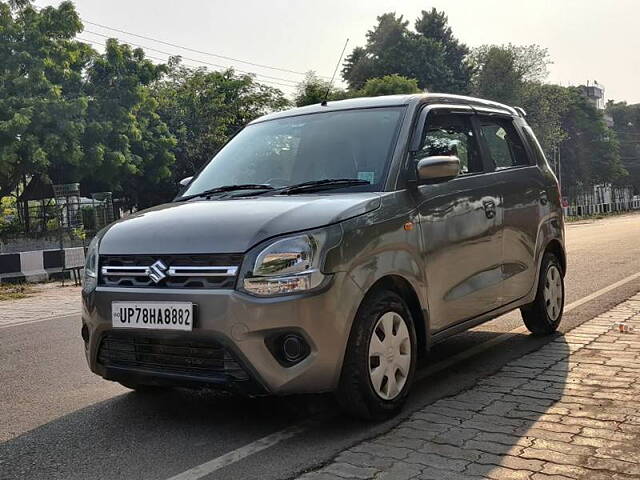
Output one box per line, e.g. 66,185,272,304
0,383,328,480
0,331,571,480
213,330,575,480
326,331,573,479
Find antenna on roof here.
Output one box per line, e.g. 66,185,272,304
321,38,349,107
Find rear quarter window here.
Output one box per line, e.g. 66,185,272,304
521,125,548,166
477,116,530,169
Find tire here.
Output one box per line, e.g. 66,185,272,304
118,381,169,393
336,289,417,420
521,252,565,335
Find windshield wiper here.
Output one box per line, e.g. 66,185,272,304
273,178,370,195
176,184,274,202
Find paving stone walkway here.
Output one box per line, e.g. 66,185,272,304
0,282,81,328
297,294,640,480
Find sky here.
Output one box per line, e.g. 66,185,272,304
36,0,640,104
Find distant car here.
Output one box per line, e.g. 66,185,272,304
81,94,566,419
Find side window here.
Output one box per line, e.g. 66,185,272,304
521,126,546,165
418,112,483,174
478,117,530,169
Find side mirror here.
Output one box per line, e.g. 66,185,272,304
416,156,460,183
179,176,193,187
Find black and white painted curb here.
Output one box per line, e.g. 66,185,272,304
0,247,85,283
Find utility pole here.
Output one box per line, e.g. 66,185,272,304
556,146,562,193
553,146,562,190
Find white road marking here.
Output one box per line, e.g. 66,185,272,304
563,271,640,312
164,270,640,480
165,422,310,480
0,312,80,330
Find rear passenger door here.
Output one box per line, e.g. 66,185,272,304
475,113,545,305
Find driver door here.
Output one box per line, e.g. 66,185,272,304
412,106,504,332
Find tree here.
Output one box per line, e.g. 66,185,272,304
520,83,570,159
470,43,625,188
558,88,626,187
414,8,472,94
342,10,471,93
0,1,91,198
79,39,176,208
606,101,640,191
293,72,347,107
358,74,420,97
469,44,551,105
294,72,419,107
153,58,289,187
0,1,180,209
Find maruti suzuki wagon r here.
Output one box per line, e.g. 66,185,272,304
81,93,566,419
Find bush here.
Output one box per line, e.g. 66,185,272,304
0,197,21,237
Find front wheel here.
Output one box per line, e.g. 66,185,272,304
336,290,417,420
521,252,565,335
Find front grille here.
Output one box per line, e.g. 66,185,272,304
97,332,249,381
99,254,242,289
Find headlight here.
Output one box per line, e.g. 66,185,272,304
241,228,340,297
83,235,100,291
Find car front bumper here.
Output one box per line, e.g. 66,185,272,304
82,272,362,395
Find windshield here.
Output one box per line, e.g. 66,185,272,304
181,106,405,197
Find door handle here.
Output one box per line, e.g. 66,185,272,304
483,200,496,219
539,190,548,205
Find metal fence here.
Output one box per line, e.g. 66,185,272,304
1,187,119,254
562,184,640,217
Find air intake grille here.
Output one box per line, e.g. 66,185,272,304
99,254,242,289
97,332,249,381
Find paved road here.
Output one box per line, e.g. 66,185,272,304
1,214,639,480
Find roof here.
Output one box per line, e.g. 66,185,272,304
251,93,519,124
17,175,54,202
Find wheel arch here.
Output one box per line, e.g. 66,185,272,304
355,275,428,355
544,238,566,276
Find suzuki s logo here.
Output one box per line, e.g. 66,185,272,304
148,260,169,284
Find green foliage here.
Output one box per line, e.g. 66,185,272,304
469,43,625,187
342,9,471,93
469,44,563,153
607,102,640,192
469,44,551,105
558,88,626,186
413,9,472,93
294,73,419,107
80,205,96,230
0,196,20,236
0,0,635,210
0,1,290,209
521,83,570,156
294,72,347,107
358,74,420,97
77,39,176,208
0,1,91,198
153,58,290,190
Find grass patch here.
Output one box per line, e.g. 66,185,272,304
0,283,34,301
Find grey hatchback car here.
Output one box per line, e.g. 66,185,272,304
82,93,566,419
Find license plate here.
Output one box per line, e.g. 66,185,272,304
112,302,194,331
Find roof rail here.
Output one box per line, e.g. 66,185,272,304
514,107,527,117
